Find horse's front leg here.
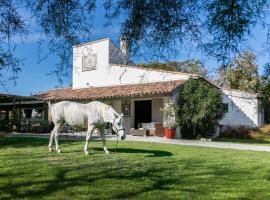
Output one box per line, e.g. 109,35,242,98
54,123,61,153
84,125,94,155
101,131,109,154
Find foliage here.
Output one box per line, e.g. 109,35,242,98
260,63,270,123
138,59,208,77
178,78,223,138
8,108,20,132
163,100,178,128
0,0,269,82
217,124,270,144
2,136,270,199
216,51,261,93
0,119,10,132
29,119,51,133
220,126,252,139
0,0,25,82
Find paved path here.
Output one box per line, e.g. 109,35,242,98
8,133,270,153
123,135,270,152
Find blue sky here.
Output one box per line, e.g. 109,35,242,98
2,6,269,96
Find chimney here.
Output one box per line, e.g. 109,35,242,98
120,36,130,58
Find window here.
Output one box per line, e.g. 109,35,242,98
222,103,229,113
82,54,97,71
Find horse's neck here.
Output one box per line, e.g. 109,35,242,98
103,108,118,124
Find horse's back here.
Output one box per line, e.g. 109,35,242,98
51,101,88,125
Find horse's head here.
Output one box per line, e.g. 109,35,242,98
112,113,126,140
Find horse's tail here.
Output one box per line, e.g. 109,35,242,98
47,101,53,123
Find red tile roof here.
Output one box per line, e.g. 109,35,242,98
38,80,186,101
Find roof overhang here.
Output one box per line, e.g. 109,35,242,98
38,80,187,101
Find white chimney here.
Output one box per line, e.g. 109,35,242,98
120,36,130,58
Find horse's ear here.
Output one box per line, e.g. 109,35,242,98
113,112,119,119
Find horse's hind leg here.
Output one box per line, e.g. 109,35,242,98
84,125,94,155
101,131,109,154
48,130,54,152
53,123,61,153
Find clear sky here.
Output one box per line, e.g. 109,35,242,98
2,5,269,96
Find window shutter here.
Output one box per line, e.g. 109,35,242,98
82,54,97,71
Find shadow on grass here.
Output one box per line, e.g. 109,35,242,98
0,156,261,199
93,147,173,157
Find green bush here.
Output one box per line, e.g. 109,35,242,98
0,119,10,132
220,126,252,139
8,109,21,132
178,78,224,139
30,119,51,133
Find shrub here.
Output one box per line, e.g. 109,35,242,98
0,119,10,132
220,126,252,139
8,109,21,132
178,78,224,139
163,100,179,128
30,119,52,133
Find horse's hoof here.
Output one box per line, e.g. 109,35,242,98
84,151,89,155
57,149,61,154
49,147,53,152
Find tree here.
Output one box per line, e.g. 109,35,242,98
260,63,270,123
138,59,208,77
0,0,268,83
216,51,261,93
178,78,223,139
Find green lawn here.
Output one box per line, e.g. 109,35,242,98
1,136,270,200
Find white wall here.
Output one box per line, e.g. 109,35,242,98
72,38,190,89
219,89,263,127
73,39,110,89
152,98,164,122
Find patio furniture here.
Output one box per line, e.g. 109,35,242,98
129,129,150,136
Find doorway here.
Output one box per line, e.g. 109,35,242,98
134,100,152,129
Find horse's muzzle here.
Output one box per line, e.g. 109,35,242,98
121,135,126,140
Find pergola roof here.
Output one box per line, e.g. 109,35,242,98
38,80,186,101
0,93,41,103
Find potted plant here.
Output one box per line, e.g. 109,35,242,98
0,120,9,144
163,100,178,139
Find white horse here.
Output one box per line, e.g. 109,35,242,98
48,101,126,155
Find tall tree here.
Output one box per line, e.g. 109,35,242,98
216,51,260,93
260,63,270,123
0,0,268,83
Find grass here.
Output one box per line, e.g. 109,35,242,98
1,136,270,200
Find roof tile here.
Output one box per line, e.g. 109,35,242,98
38,80,186,101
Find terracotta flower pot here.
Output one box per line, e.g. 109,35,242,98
164,128,175,139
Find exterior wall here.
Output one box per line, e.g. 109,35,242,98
151,98,164,122
102,65,190,87
219,89,263,127
73,39,110,89
72,38,190,89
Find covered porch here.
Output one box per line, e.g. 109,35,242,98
104,96,169,136
0,93,48,132
39,80,185,137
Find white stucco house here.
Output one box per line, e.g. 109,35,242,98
39,38,266,137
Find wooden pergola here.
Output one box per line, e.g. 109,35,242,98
0,93,47,121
